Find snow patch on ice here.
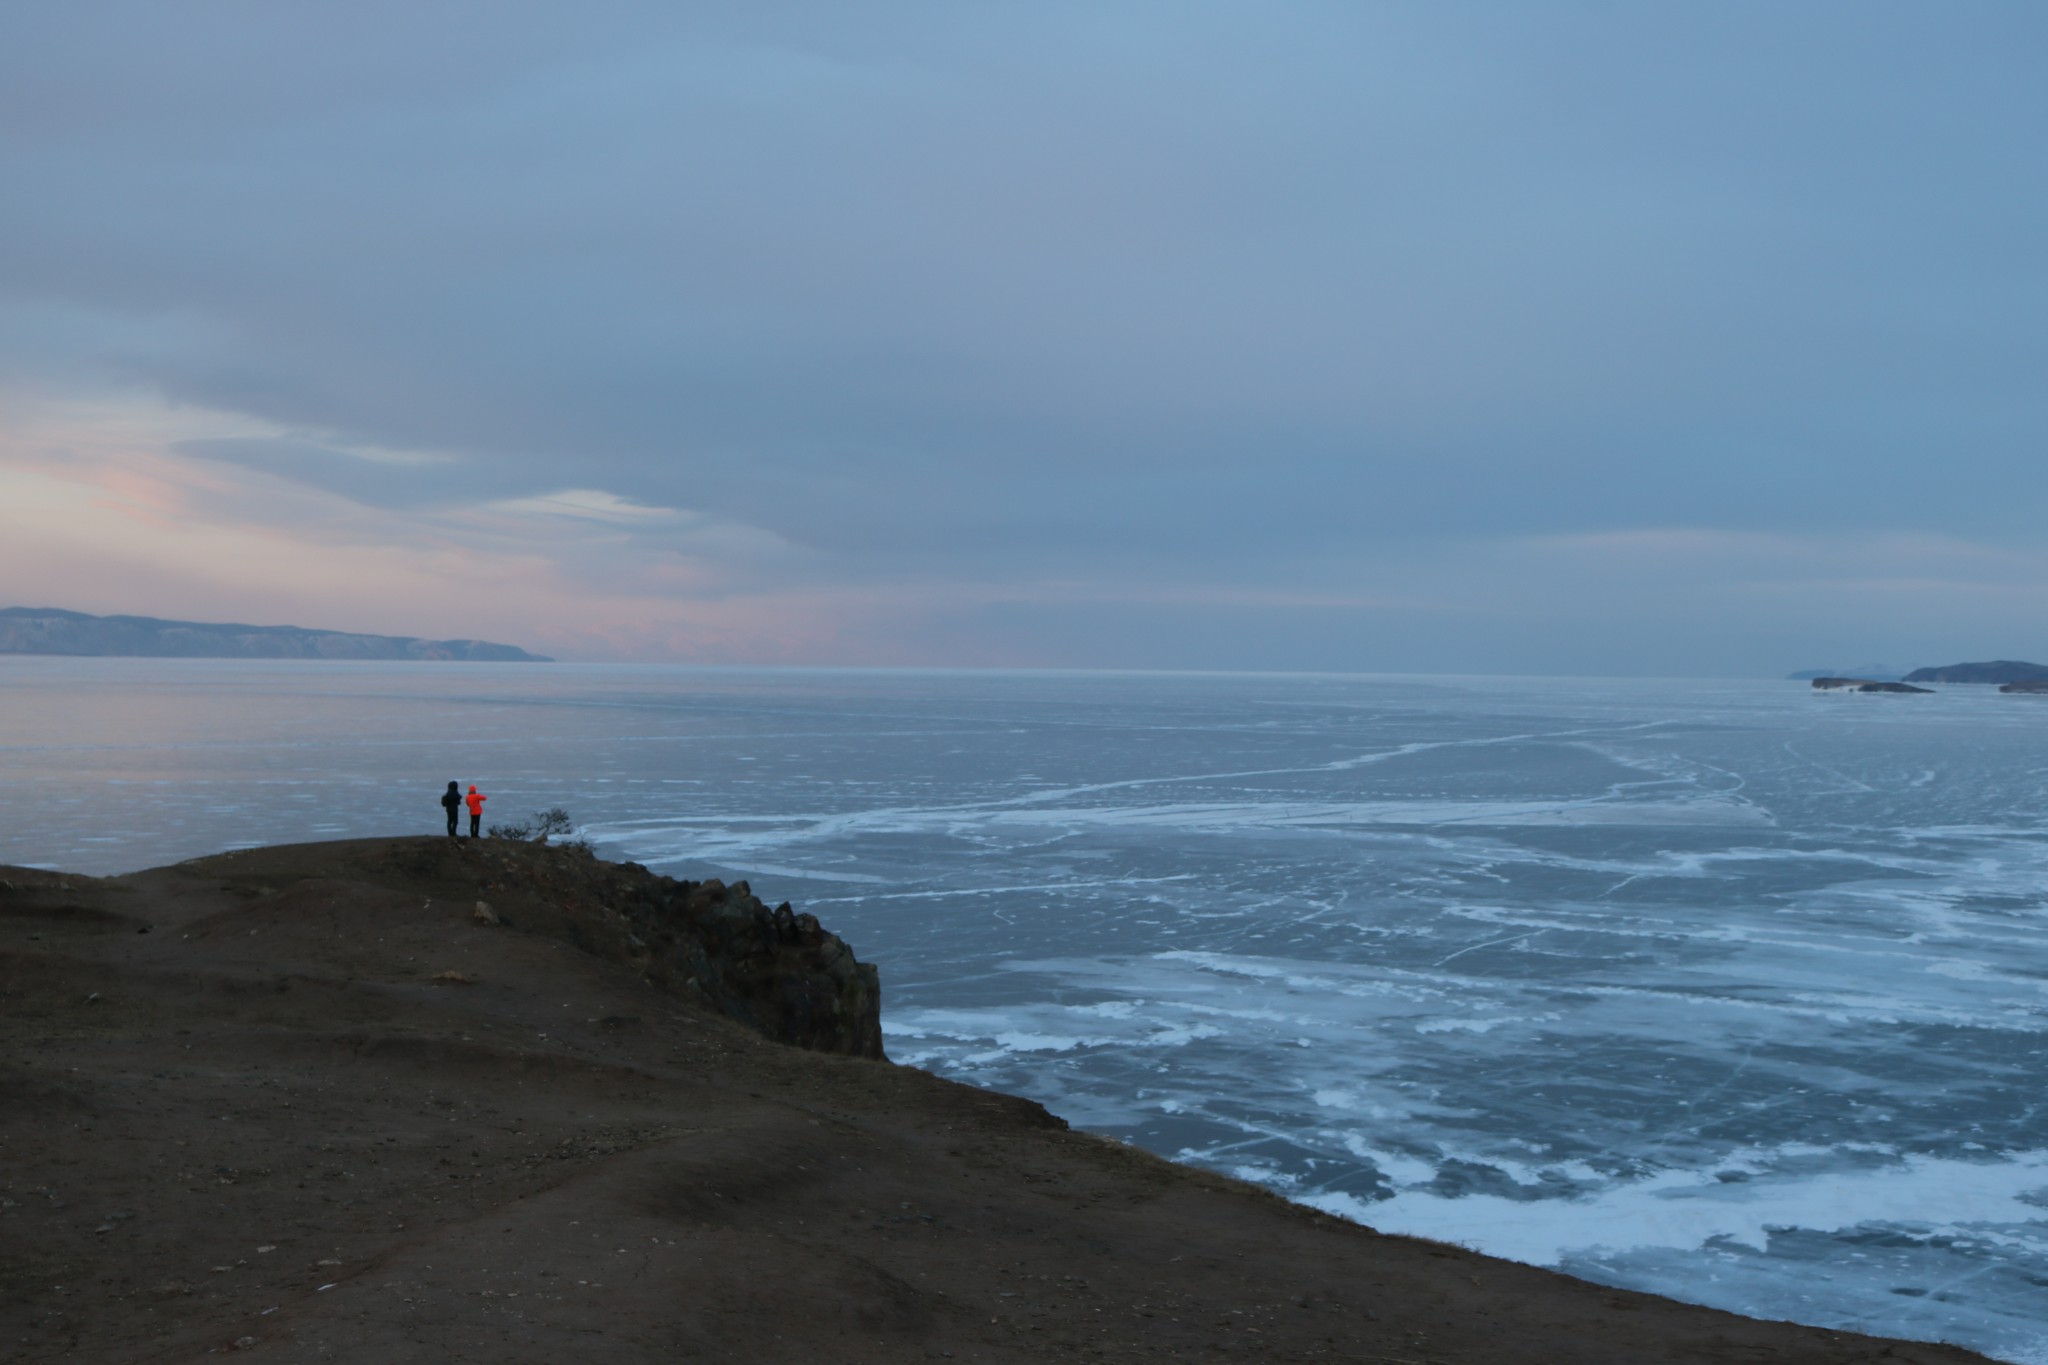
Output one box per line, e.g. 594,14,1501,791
1306,1148,2048,1267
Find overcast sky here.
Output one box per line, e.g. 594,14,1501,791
2,2,2043,673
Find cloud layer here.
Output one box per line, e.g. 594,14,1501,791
3,3,2045,671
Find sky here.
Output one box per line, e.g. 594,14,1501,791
2,2,2044,674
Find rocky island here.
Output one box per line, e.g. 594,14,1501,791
0,607,550,662
1808,677,1933,694
1,838,1993,1363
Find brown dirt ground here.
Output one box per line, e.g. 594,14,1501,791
0,838,1998,1364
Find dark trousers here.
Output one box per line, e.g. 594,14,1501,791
469,813,481,838
445,807,458,837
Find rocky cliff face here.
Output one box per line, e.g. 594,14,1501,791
426,839,884,1058
623,872,885,1059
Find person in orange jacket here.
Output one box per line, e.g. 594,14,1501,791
464,785,487,838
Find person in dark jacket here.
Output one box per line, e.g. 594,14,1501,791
440,781,462,837
465,785,487,838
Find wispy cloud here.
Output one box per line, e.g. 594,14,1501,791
482,489,681,524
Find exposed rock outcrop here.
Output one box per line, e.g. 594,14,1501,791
626,873,884,1058
1999,680,2048,694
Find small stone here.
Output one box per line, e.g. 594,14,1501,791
256,1245,276,1254
432,971,474,985
233,1336,256,1349
471,901,499,925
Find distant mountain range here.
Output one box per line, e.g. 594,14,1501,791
1787,660,2048,686
0,607,550,662
1901,660,2048,685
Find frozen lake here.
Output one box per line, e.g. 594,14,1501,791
4,658,2045,1362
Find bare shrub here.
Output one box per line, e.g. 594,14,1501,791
488,807,586,850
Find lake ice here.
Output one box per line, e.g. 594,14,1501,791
4,659,2045,1362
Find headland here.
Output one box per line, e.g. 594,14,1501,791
0,838,1994,1363
0,607,549,662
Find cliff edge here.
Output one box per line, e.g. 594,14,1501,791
412,836,884,1057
